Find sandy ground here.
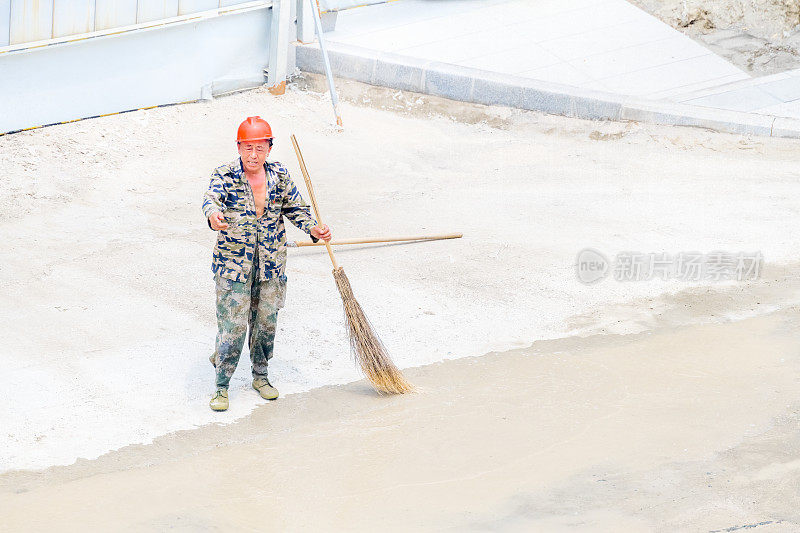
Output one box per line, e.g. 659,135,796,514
3,74,800,528
2,288,799,531
629,0,800,75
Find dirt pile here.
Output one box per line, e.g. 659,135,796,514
630,0,800,74
642,0,800,38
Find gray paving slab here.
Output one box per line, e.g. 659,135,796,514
373,54,429,93
471,73,525,109
421,62,473,102
322,0,750,98
683,86,784,113
295,42,800,138
757,76,800,103
295,0,800,137
668,67,800,119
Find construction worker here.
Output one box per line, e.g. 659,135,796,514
202,116,331,411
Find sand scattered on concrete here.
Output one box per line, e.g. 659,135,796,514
3,73,800,475
2,281,800,531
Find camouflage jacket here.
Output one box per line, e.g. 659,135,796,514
202,159,317,283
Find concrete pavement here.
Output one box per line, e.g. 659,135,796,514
321,0,749,99
297,0,800,136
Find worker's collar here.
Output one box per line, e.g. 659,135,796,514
237,158,276,188
237,158,274,176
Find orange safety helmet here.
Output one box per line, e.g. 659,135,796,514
237,116,273,143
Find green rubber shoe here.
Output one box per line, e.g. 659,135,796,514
209,388,228,411
253,378,279,400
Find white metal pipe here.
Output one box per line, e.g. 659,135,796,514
308,0,342,126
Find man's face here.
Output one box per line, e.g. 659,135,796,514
238,140,271,172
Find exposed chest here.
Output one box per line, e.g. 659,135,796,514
222,170,280,224
249,179,267,218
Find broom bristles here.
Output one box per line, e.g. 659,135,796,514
333,267,415,394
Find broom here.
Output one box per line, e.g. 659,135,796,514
288,232,462,247
290,134,414,394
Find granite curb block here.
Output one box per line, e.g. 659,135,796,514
295,42,800,139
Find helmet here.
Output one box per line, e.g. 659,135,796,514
237,116,273,143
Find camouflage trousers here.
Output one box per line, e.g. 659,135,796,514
212,249,286,389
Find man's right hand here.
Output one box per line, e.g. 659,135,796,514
209,212,229,231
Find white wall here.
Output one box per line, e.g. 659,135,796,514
1,0,258,45
53,0,96,38
0,1,10,47
0,6,272,134
318,0,386,12
9,0,54,44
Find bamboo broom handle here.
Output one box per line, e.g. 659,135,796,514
290,134,339,270
293,233,463,247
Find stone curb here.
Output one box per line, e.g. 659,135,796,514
295,42,800,139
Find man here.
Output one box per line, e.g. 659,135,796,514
202,116,331,411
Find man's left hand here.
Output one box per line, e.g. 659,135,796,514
311,224,332,242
